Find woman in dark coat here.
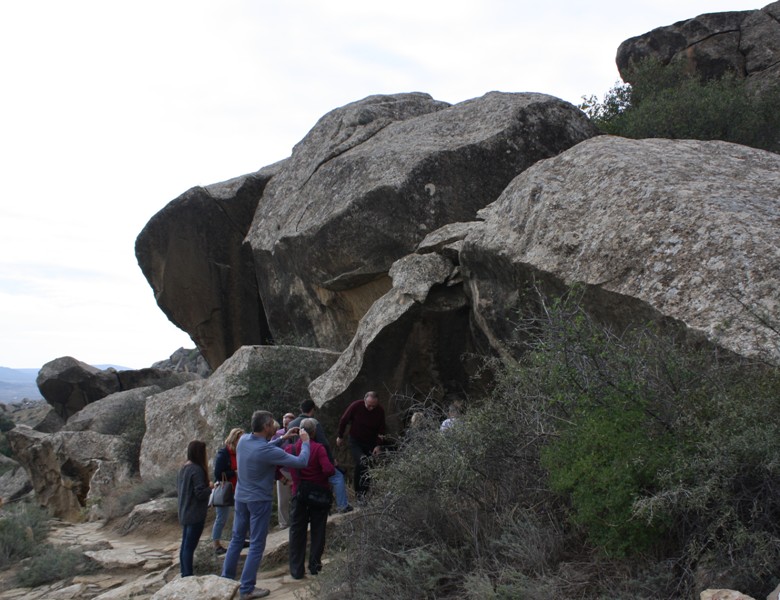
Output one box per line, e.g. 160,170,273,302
285,418,335,579
177,440,211,577
212,427,243,554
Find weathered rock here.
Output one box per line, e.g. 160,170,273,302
462,136,780,364
37,357,121,420
152,347,213,378
701,590,756,600
617,2,780,92
115,368,202,393
0,453,32,503
149,575,240,600
140,345,339,480
93,570,174,600
248,91,599,352
33,407,66,433
36,357,204,422
136,164,285,370
116,497,178,536
310,251,475,425
62,386,157,434
7,426,133,520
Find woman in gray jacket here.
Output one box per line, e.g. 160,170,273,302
177,440,212,577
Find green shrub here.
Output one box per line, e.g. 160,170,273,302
581,59,780,153
0,503,50,568
15,543,97,587
314,290,780,598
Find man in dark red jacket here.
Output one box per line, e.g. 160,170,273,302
336,391,386,502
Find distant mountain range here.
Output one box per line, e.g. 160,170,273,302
0,367,42,403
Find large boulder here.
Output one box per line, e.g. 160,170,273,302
7,426,133,520
62,386,158,434
0,454,32,503
36,356,203,421
152,347,213,378
617,2,780,92
136,164,285,369
37,357,121,419
247,91,598,352
461,136,780,364
139,345,339,480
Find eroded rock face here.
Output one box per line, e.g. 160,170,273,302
462,136,780,364
617,2,780,92
309,251,473,423
248,91,599,352
136,164,285,369
139,345,339,480
7,426,132,520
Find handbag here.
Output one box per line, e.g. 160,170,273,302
298,479,332,508
209,474,234,507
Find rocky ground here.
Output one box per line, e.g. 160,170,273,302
0,509,340,600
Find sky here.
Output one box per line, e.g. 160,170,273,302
0,0,764,370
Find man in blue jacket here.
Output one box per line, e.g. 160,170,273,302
221,410,310,600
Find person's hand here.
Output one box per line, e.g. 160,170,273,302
284,426,300,439
299,429,310,443
336,436,343,447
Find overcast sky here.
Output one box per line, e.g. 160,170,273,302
0,0,763,370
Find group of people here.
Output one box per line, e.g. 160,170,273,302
175,391,387,600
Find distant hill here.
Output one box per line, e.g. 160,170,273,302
0,367,42,403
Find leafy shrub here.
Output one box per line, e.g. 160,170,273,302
0,503,50,568
15,543,97,587
581,59,780,153
314,289,780,599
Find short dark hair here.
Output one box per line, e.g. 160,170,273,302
300,399,316,414
250,410,274,433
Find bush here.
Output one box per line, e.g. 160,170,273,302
0,503,50,568
15,543,97,587
581,59,780,153
314,289,780,599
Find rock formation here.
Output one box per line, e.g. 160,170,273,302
36,356,203,421
135,165,284,368
7,426,133,520
460,136,780,365
617,1,780,92
248,91,599,353
140,345,339,481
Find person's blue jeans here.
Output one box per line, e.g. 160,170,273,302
211,505,233,541
180,520,205,577
329,468,349,509
221,499,272,595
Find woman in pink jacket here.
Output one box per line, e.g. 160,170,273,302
284,417,335,579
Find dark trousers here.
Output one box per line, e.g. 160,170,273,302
349,438,375,497
180,520,205,577
289,492,330,578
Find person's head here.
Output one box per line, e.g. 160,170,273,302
300,417,318,437
447,404,460,418
250,410,276,438
300,399,316,415
282,413,296,428
186,440,208,478
224,428,244,451
364,391,379,411
409,412,425,428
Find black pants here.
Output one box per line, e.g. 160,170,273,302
288,491,330,578
349,438,375,497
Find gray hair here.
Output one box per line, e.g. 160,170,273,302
300,417,318,436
